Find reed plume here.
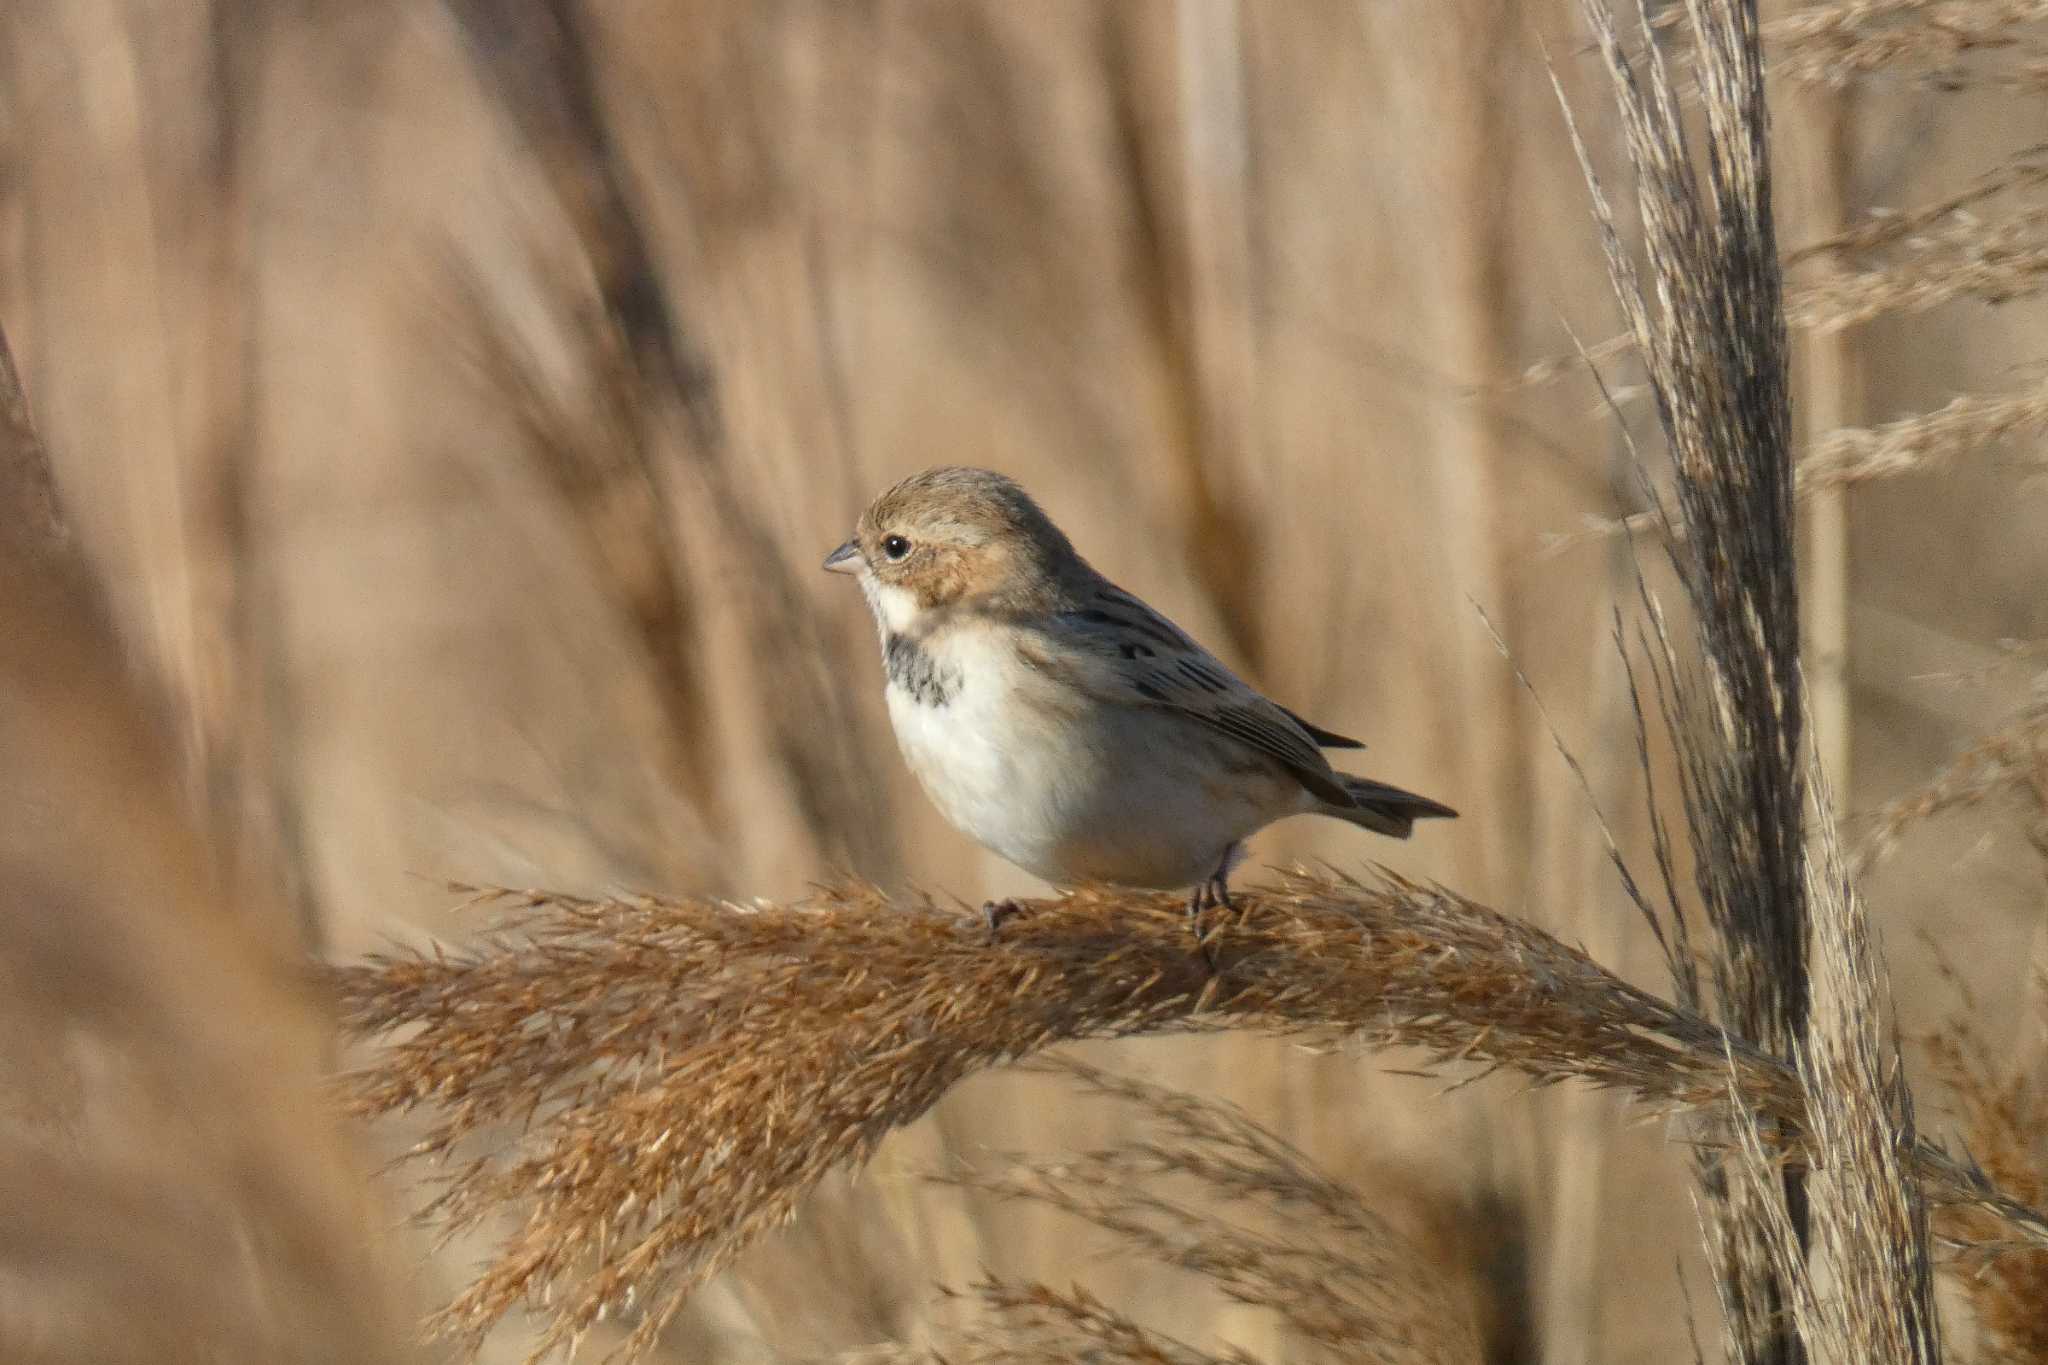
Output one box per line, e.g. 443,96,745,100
915,1056,1481,1365
334,866,2048,1360
1562,0,1821,1356
1923,967,2048,1363
1746,800,1941,1363
1858,697,2048,873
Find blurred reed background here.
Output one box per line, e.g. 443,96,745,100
2,1,2046,1361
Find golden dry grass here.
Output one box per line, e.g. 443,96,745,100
8,0,2048,1362
337,872,1776,1359
1924,989,2048,1361
1567,2,1825,1356
331,865,2048,1359
926,1057,1482,1365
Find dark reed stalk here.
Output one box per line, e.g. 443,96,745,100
1561,1,1945,1360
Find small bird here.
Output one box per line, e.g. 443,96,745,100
824,466,1455,943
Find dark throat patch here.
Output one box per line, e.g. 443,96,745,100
885,633,961,707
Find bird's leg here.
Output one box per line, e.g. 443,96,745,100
1185,881,1217,972
1186,844,1241,973
981,898,1027,941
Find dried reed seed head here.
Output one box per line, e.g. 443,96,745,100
336,867,2048,1360
1766,0,2048,89
1922,999,2048,1360
928,1055,1482,1365
1855,705,2048,873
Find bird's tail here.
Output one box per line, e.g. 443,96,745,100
1320,774,1459,839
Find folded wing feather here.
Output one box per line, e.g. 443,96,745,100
1033,584,1356,806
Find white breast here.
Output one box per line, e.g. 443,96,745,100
882,625,1294,890
886,631,1066,877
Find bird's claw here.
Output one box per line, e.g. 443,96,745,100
1185,878,1232,975
981,898,1027,941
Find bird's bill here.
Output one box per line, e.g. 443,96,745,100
822,539,862,574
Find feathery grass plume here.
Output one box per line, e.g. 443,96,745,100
924,1056,1480,1365
1537,207,2048,379
1922,959,2048,1361
915,1280,1251,1365
1789,206,2048,332
0,321,413,1365
1730,15,2048,337
1872,647,2048,1355
333,872,1762,1361
1797,381,2048,491
1523,274,2048,410
1855,699,2048,872
1774,788,1940,1362
1526,252,2048,392
1562,0,1820,1357
1765,0,2048,91
1785,145,2048,266
1527,362,2048,518
1522,145,2048,472
334,872,2048,1361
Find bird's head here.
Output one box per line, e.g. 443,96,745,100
823,466,1076,632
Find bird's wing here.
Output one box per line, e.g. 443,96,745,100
1279,706,1365,750
1026,582,1353,805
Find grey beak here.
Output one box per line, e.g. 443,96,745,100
822,539,861,574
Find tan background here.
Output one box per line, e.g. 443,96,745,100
3,2,2044,1360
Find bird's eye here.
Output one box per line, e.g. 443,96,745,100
882,534,912,561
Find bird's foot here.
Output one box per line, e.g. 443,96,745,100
981,898,1027,941
1185,877,1231,975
